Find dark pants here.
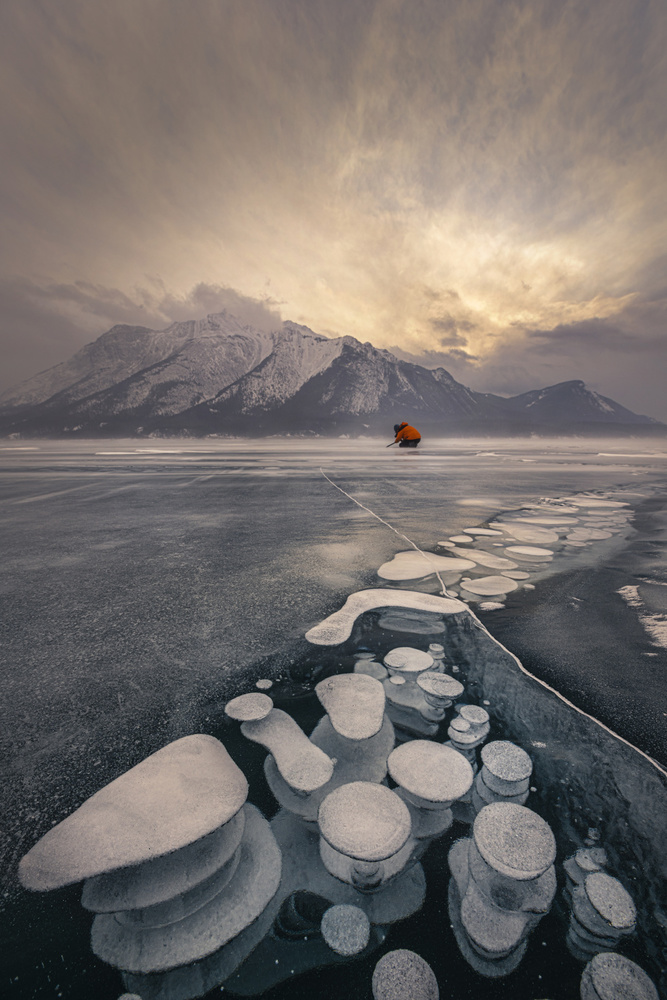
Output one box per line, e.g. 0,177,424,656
398,438,420,448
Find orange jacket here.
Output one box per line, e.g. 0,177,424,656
394,422,421,442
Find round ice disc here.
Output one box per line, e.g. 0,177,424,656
388,741,473,803
473,802,556,880
318,782,411,862
372,949,439,1000
321,904,370,956
225,693,273,721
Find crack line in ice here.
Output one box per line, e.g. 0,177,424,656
319,469,450,596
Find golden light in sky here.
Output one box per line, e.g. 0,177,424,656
1,0,666,415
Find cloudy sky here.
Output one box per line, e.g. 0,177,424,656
1,0,666,417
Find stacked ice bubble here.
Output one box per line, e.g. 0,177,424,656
563,847,638,962
448,802,557,978
18,735,283,992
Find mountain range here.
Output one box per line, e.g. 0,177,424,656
0,311,659,437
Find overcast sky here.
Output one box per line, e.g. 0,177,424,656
1,0,666,418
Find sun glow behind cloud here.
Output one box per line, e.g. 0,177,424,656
0,0,666,415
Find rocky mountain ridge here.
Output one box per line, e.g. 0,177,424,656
0,311,658,436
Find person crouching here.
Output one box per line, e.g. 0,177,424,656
392,422,421,448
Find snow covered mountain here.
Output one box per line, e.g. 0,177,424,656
0,312,658,436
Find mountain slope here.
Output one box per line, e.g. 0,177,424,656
504,380,654,425
0,311,658,436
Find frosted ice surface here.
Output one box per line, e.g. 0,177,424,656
241,710,334,792
580,952,658,1000
321,904,370,956
585,872,636,929
447,545,518,570
81,804,246,913
505,545,554,559
372,949,439,1000
501,570,530,579
459,576,518,596
474,803,556,880
499,522,560,544
378,550,475,580
19,735,248,891
318,782,411,862
385,646,434,673
482,741,532,782
388,741,473,803
316,673,385,740
305,590,466,646
463,528,503,536
225,693,274,721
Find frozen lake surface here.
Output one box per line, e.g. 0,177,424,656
1,437,667,998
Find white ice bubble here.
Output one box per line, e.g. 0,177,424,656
459,576,518,596
449,534,474,543
305,590,466,645
241,710,334,793
225,693,273,722
501,570,530,579
384,646,434,673
463,527,504,536
378,551,475,580
499,522,560,544
478,602,505,610
505,545,554,560
321,904,370,956
318,782,411,862
372,949,439,1000
255,678,273,691
315,673,385,740
447,545,518,571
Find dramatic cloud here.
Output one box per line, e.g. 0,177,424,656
1,0,666,414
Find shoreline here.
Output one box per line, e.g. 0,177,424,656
475,494,667,766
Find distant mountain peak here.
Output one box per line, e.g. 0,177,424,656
0,309,658,436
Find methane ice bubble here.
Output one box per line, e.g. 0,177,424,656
501,570,530,579
463,527,504,536
579,952,658,1000
384,646,434,674
377,551,475,580
319,782,411,867
417,671,464,703
240,709,334,793
516,516,579,525
562,497,629,509
372,949,439,1000
305,590,466,645
354,659,389,680
315,673,385,740
568,528,613,540
505,545,554,561
388,741,473,807
81,805,246,913
458,576,518,596
321,904,371,956
255,678,273,691
478,602,504,610
19,735,248,891
225,693,274,722
474,802,556,880
90,804,281,974
499,523,560,544
447,545,518,570
449,534,474,543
